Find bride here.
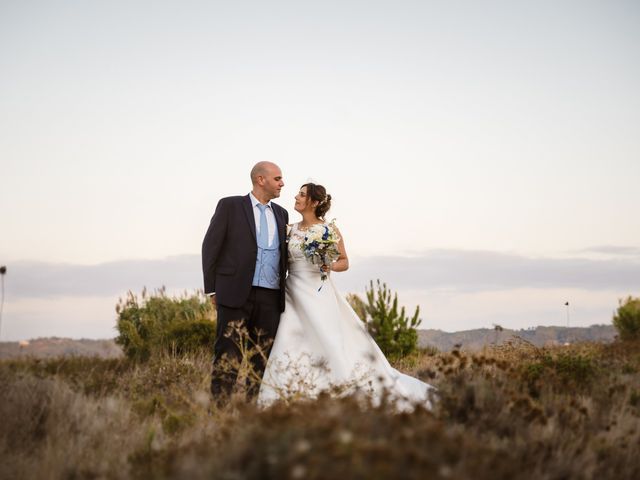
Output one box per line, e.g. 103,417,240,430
258,183,434,411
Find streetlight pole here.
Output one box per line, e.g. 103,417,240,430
0,266,6,339
493,323,503,345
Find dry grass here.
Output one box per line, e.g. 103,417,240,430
1,340,639,479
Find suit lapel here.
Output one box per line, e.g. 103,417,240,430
272,205,287,259
273,205,285,245
242,195,257,242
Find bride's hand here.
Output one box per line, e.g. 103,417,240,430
320,264,330,273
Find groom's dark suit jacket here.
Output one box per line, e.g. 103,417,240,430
202,195,289,312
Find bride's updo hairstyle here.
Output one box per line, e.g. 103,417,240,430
302,183,332,220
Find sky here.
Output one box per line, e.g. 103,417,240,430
1,0,639,340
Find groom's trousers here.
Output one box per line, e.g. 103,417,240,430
211,286,281,401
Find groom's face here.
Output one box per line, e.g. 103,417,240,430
261,166,284,199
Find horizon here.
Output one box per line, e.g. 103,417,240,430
0,323,617,344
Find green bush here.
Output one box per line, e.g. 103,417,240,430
348,280,421,359
522,351,596,391
613,296,640,341
115,288,216,361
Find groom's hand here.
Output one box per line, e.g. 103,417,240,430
209,294,217,306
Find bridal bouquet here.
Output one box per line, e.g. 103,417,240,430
300,220,341,289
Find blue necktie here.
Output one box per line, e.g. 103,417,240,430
257,204,270,248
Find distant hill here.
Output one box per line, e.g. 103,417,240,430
418,324,617,352
0,325,617,359
0,337,123,360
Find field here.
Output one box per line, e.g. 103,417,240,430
1,338,639,479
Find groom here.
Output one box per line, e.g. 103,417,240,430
202,161,289,404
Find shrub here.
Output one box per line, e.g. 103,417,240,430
521,350,596,392
348,280,421,359
115,288,216,361
613,296,640,341
3,341,640,479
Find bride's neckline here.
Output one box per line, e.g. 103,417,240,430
296,221,324,231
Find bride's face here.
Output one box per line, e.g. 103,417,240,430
294,186,317,214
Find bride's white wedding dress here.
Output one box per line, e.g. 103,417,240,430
258,223,435,411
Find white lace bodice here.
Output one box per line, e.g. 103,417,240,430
287,223,306,259
287,222,318,272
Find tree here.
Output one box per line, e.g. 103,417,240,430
348,280,421,358
115,287,216,361
613,296,640,341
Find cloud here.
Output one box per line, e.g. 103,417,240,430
5,255,202,299
578,245,640,257
336,249,640,294
4,249,640,300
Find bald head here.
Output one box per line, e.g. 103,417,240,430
250,161,284,202
250,161,280,185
